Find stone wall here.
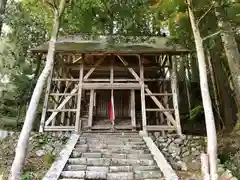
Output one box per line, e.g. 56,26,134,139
149,132,238,180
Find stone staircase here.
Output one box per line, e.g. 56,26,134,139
59,132,163,180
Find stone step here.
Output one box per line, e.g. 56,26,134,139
75,144,147,150
71,151,153,159
108,165,159,173
109,166,133,172
82,132,140,136
107,172,134,180
64,164,160,172
134,170,162,179
78,139,145,145
61,170,108,179
80,136,143,141
133,165,159,172
68,158,156,166
74,147,150,154
64,165,87,171
61,171,85,179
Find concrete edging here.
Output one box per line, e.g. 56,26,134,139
140,131,179,180
43,133,80,180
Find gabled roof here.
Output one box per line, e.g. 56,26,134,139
30,35,190,54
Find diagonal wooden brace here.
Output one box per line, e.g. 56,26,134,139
117,55,177,127
45,57,105,126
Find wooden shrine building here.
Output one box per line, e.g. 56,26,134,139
31,35,189,135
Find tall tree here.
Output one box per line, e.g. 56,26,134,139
186,0,217,179
0,0,7,35
214,0,240,110
9,0,67,179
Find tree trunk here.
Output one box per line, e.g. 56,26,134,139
0,0,7,35
9,1,66,179
210,38,237,130
214,0,240,108
187,0,218,179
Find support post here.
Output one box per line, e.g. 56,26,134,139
75,60,84,132
131,90,136,131
139,56,147,133
53,67,61,126
39,57,54,132
88,89,94,130
171,56,182,136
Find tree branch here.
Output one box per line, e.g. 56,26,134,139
202,30,221,41
197,3,214,27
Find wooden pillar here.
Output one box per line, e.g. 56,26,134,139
88,89,94,130
139,55,147,133
39,56,54,132
75,58,84,133
171,56,182,136
131,90,136,131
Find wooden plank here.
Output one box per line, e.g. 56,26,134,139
50,93,78,96
45,58,103,126
47,109,77,112
84,79,110,82
43,134,80,180
44,126,75,131
83,78,170,82
75,63,84,132
131,90,136,130
146,125,176,131
117,55,177,127
146,109,175,112
82,83,142,89
52,78,79,81
139,56,147,133
145,93,173,96
53,67,62,126
171,56,182,136
39,61,54,132
142,136,178,180
88,90,94,128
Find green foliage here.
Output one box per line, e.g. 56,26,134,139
43,153,55,165
189,105,204,121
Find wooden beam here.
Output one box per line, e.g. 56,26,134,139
131,90,136,131
47,109,77,112
39,61,54,132
146,109,175,112
88,90,94,129
117,55,177,127
44,126,75,131
145,93,173,96
44,58,104,126
139,56,147,133
171,56,182,136
50,93,78,96
75,62,84,132
82,83,142,89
